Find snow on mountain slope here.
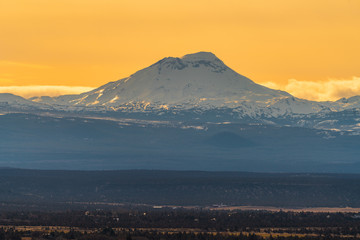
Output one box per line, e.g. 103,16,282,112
0,93,35,105
335,96,360,110
264,97,332,116
0,93,44,107
0,93,53,112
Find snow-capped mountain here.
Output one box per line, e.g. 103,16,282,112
68,52,289,106
30,51,333,116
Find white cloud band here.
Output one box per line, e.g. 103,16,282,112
261,77,360,101
2,78,360,102
0,85,94,99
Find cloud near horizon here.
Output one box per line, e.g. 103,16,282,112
261,77,360,102
2,78,360,101
0,85,95,99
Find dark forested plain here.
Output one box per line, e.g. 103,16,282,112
1,169,360,209
2,169,360,239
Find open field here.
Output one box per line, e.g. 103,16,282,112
207,206,360,213
1,209,360,239
0,225,357,239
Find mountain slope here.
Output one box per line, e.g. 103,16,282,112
0,93,36,105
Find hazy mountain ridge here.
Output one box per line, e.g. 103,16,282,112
2,112,360,172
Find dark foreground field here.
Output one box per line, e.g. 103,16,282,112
1,169,360,209
1,209,360,240
2,169,360,239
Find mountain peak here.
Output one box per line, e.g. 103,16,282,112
150,52,225,72
181,51,220,62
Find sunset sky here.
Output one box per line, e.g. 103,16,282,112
1,0,360,101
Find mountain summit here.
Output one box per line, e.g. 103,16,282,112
39,52,291,110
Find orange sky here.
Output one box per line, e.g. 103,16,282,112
1,0,360,100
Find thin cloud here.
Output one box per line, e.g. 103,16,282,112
0,61,51,69
261,77,360,101
0,78,15,84
0,85,94,99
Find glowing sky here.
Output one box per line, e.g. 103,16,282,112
1,0,360,100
